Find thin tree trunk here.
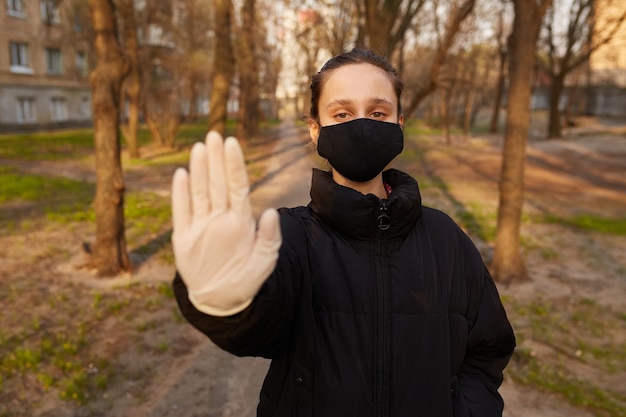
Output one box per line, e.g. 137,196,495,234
489,50,507,133
491,0,552,284
236,0,259,141
462,58,477,139
119,0,140,158
548,72,565,138
88,0,131,277
442,89,452,145
208,0,235,136
145,114,164,147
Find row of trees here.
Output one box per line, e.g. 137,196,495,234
81,0,625,283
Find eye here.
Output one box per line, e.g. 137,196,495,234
335,112,349,119
371,111,385,118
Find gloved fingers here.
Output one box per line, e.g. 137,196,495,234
245,209,281,284
224,136,252,217
256,208,282,254
171,167,191,233
190,141,210,218
207,131,228,213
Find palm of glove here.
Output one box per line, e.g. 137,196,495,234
171,131,282,316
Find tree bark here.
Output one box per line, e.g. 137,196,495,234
236,0,259,141
360,0,425,55
118,0,141,159
491,0,552,284
207,0,235,137
88,0,131,277
548,72,565,138
489,49,507,133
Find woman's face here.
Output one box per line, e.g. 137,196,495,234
310,63,403,143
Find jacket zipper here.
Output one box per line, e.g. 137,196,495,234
375,200,390,417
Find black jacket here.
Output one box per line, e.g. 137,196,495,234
173,169,516,417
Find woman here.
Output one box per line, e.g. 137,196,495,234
172,48,515,417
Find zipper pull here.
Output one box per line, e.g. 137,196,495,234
377,201,390,231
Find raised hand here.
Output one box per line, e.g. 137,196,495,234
171,131,282,316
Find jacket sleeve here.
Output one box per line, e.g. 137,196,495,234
457,268,516,417
172,209,306,359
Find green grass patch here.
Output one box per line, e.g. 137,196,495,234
542,214,626,236
0,167,93,206
503,295,626,414
0,167,170,246
403,120,440,136
455,202,497,242
0,281,177,408
0,129,95,160
0,121,239,162
509,348,626,417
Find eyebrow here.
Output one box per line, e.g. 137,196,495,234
326,98,394,108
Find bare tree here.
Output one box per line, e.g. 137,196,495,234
236,0,260,141
173,0,213,122
541,0,626,138
491,0,552,284
88,0,131,276
322,0,358,56
208,0,235,136
357,0,426,55
403,0,477,118
118,0,141,158
489,0,511,133
257,1,283,120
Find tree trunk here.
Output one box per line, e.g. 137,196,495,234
548,72,565,138
491,0,551,284
441,90,452,145
88,0,131,277
118,0,140,159
462,57,478,139
145,114,165,147
489,50,507,133
236,0,259,141
207,0,235,136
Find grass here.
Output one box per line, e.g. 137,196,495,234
510,348,626,417
0,121,237,162
0,282,177,411
504,295,626,416
0,167,171,249
542,214,626,236
0,129,95,160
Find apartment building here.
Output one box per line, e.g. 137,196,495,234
0,0,91,131
590,0,626,87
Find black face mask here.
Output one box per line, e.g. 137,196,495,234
317,118,404,182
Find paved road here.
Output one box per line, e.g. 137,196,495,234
146,120,314,417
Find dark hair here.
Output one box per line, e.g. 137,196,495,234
309,47,404,122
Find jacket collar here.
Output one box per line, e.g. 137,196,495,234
308,169,422,241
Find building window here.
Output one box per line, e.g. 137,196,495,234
7,0,26,17
80,97,91,119
75,52,87,77
50,97,68,121
9,42,33,74
40,0,60,25
16,97,37,124
45,48,63,75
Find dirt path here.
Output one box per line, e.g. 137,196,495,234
1,118,624,417
126,118,316,417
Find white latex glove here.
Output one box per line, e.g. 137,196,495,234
171,131,282,316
